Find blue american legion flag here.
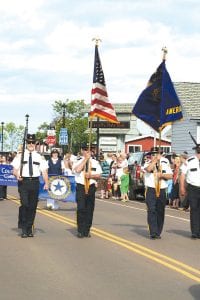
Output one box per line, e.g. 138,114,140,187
132,60,183,132
90,45,119,123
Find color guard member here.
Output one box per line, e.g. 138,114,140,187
72,144,102,238
12,134,48,238
144,147,173,239
180,144,200,239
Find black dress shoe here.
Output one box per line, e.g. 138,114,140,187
77,232,84,238
21,233,28,238
84,232,91,238
191,234,198,239
150,234,156,240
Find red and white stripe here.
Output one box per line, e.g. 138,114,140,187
90,82,119,123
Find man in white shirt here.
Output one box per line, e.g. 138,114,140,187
12,134,48,238
180,144,200,239
73,144,102,238
144,147,172,239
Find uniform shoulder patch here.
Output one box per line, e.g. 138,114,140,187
188,157,195,162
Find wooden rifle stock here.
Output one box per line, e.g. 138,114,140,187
84,159,90,194
154,159,161,198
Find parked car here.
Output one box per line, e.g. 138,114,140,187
128,152,148,200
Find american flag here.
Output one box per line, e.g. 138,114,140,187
90,45,119,123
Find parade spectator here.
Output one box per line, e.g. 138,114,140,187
0,155,8,200
98,154,110,199
107,175,113,198
106,153,113,166
110,154,118,197
180,151,189,211
63,153,73,176
120,167,130,202
114,155,128,200
171,155,181,209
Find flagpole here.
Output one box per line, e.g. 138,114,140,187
158,46,168,153
162,46,168,61
90,37,102,156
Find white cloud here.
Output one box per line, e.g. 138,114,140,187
0,0,200,132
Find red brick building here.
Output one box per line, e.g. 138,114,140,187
125,135,171,153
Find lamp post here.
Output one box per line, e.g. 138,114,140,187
62,104,67,155
1,122,4,152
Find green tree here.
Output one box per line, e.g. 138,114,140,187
3,122,24,151
52,99,94,153
36,122,50,141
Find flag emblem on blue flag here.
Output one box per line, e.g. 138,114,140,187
132,60,183,132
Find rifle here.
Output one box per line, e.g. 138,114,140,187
19,125,28,177
189,131,198,146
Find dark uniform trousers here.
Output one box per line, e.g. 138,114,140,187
20,178,40,234
146,187,167,236
76,183,96,235
0,185,7,199
187,184,200,236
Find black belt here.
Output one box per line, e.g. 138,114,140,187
22,177,39,181
188,184,200,189
147,187,166,190
77,183,95,187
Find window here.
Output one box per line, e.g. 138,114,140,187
128,145,142,153
160,146,171,153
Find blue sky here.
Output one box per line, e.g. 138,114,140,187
1,0,200,133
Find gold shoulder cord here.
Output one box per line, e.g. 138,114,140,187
84,160,91,194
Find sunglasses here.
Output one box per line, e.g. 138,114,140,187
27,141,35,145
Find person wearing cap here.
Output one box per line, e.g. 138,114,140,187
180,144,200,239
72,143,102,238
48,149,64,176
12,134,48,238
143,147,173,239
46,149,64,210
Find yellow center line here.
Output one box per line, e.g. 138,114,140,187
97,198,190,222
8,196,200,283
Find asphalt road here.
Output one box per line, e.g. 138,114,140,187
0,186,200,300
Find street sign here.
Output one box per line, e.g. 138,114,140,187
46,136,56,145
59,128,68,145
47,129,56,136
89,121,130,129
